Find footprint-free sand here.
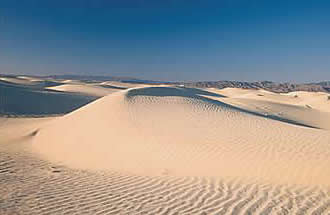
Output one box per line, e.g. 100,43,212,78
1,86,330,214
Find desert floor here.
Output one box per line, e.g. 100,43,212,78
1,76,330,214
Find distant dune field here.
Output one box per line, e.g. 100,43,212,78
1,79,330,214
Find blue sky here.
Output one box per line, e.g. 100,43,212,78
0,0,329,82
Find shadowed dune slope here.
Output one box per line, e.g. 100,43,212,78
205,88,330,130
33,87,330,186
0,83,96,116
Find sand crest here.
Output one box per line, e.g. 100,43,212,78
33,86,330,186
46,83,121,97
2,86,330,214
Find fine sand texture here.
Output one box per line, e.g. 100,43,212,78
205,88,330,130
1,86,330,214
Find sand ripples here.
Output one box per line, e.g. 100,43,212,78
1,147,330,215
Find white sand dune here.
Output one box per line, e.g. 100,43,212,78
33,86,330,186
16,76,44,82
99,81,148,89
2,86,330,214
0,76,40,85
0,117,55,143
206,88,330,130
59,79,82,84
285,91,330,113
225,98,330,130
46,83,121,97
3,141,330,215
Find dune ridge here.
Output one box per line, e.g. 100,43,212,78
204,88,330,130
46,83,121,97
33,86,330,186
0,77,39,85
2,86,330,214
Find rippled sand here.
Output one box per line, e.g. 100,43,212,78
1,86,330,214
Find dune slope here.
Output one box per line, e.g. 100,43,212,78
33,87,330,186
46,83,120,97
205,88,330,130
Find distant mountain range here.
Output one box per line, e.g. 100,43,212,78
180,81,330,93
47,75,330,93
1,74,329,93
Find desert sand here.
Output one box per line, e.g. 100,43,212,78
1,85,330,214
46,81,155,97
100,81,144,89
46,83,120,97
16,76,44,82
0,76,41,85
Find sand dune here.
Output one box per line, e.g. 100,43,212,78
0,76,40,85
3,141,330,214
285,91,330,113
2,86,330,214
16,76,44,82
2,146,330,215
226,98,330,130
0,117,55,143
46,83,121,97
99,81,149,89
47,81,166,97
212,88,330,112
206,88,330,130
33,86,330,186
59,79,83,84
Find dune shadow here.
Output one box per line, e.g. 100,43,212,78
127,87,319,129
0,79,63,89
127,87,227,98
177,87,227,98
0,83,97,116
29,129,39,137
99,85,127,90
201,94,320,129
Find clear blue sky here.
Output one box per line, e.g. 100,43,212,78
0,0,329,82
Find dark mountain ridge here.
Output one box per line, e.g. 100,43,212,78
1,74,329,93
